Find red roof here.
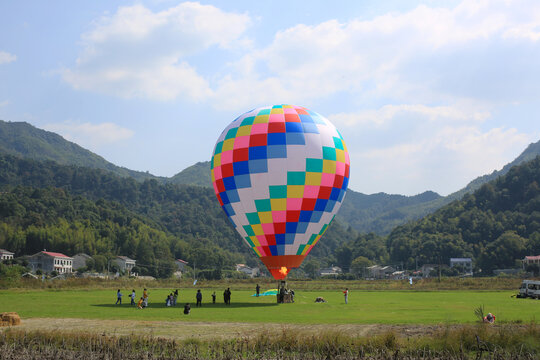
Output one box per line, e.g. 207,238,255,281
176,259,188,264
525,255,540,260
42,251,71,258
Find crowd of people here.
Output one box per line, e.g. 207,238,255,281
115,286,352,312
114,288,235,312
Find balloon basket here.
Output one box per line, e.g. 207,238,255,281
277,280,294,303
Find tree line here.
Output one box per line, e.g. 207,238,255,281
1,152,539,277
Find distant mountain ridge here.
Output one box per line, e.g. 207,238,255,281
3,118,540,236
0,120,162,182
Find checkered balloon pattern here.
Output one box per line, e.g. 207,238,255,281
211,105,350,260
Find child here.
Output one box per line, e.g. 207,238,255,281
184,303,191,314
130,289,136,306
143,288,148,308
115,289,123,305
137,297,144,309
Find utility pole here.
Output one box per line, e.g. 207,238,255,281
193,259,196,284
438,255,441,283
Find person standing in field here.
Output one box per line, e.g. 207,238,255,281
256,284,260,297
115,289,123,305
212,291,216,304
137,297,144,309
224,288,231,305
130,289,136,306
343,288,349,304
173,289,178,306
196,289,203,307
143,288,148,308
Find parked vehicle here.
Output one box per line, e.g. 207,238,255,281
517,280,540,298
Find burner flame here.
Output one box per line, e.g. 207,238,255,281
279,267,288,276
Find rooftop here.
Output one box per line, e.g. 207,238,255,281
40,251,72,259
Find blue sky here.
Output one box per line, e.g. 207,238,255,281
1,0,539,196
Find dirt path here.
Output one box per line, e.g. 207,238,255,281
9,318,450,340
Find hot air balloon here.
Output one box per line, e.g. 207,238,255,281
210,105,350,279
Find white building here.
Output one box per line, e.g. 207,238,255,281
29,251,73,274
319,266,342,277
523,255,540,269
450,258,473,275
113,256,136,274
236,264,259,277
367,265,395,279
0,249,14,262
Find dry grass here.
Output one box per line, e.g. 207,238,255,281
1,275,526,291
1,322,539,359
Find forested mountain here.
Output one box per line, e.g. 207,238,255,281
0,153,354,276
168,139,540,237
2,119,540,276
5,119,540,236
385,156,540,274
0,120,161,182
336,190,442,235
168,161,211,187
408,139,540,219
170,160,444,235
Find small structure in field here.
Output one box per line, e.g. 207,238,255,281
1,312,21,326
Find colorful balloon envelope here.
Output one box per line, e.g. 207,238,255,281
211,105,350,279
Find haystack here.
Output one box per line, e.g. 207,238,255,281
1,312,21,326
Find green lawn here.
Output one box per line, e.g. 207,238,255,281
1,288,538,324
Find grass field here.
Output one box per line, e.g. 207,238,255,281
1,287,538,325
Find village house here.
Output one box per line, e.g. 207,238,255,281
72,253,93,270
523,255,540,269
236,264,259,277
28,251,73,274
319,266,342,277
367,265,395,279
420,264,437,278
113,256,136,274
450,258,473,275
175,259,188,271
0,249,14,262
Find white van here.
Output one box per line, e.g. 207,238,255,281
518,280,540,298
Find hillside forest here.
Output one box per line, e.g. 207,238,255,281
1,149,539,278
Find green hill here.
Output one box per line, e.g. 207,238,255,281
0,153,355,276
168,161,211,187
5,118,540,237
0,120,161,182
386,156,540,274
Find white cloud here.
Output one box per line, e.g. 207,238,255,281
0,51,16,65
329,104,491,128
212,0,540,110
353,126,533,195
43,121,134,147
63,2,251,101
